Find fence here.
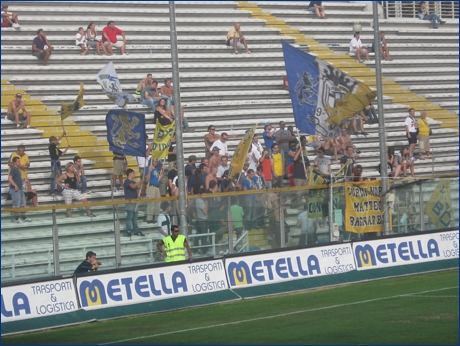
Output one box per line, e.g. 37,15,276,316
1,175,458,284
381,1,459,19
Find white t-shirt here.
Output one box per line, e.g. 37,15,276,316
249,143,263,172
405,116,417,133
157,213,171,236
315,156,331,175
349,37,363,53
75,33,87,46
297,211,314,234
216,164,230,178
213,139,228,156
136,144,150,169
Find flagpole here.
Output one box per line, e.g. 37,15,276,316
59,117,70,146
372,2,390,235
168,1,188,235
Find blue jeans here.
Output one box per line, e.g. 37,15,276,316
141,98,159,112
161,95,173,109
182,116,190,132
50,159,63,194
423,13,441,28
125,204,139,234
76,175,87,193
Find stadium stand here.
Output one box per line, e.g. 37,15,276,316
1,1,458,282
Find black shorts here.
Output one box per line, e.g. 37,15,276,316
407,132,418,144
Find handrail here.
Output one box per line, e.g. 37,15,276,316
2,174,458,214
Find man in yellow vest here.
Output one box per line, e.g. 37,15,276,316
157,225,193,262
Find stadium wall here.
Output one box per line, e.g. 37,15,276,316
2,229,458,335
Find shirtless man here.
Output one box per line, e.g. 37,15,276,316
338,130,360,159
135,73,152,95
6,93,31,128
208,146,221,171
204,124,221,159
323,137,342,163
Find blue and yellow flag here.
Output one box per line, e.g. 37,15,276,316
151,120,175,159
61,83,86,121
106,109,146,157
282,41,376,138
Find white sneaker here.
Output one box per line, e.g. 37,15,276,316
14,218,23,224
233,51,239,55
13,23,20,29
246,50,251,54
85,191,92,194
22,217,32,222
409,157,416,163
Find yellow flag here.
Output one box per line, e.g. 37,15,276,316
228,124,257,180
345,180,383,233
151,120,175,159
424,179,452,229
334,160,350,183
61,83,86,121
325,83,377,126
309,166,331,186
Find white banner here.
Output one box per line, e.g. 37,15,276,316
96,61,137,107
353,230,459,271
1,278,78,323
76,260,228,310
225,244,355,288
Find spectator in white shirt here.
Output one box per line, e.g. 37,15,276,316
212,132,229,157
349,32,369,62
216,156,230,182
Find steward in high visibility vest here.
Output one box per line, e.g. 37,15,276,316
157,225,193,262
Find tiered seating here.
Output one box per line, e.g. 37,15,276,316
1,1,458,282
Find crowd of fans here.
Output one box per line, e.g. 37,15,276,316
3,2,440,249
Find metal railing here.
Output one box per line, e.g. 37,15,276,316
1,175,458,284
381,1,458,19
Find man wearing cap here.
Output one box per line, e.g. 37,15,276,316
185,155,197,176
32,29,54,66
209,146,221,171
6,94,31,129
263,122,276,151
1,4,20,28
157,225,193,262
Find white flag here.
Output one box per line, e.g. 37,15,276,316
96,61,137,108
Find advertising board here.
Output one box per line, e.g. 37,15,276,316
1,278,78,323
353,230,459,270
76,260,228,310
226,244,355,288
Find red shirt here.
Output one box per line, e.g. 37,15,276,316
287,163,295,187
102,26,123,43
260,158,272,181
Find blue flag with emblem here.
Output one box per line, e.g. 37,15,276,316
106,109,146,157
282,40,376,138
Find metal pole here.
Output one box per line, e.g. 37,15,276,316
114,203,121,268
227,196,234,254
419,181,425,232
328,175,334,242
169,1,188,234
52,208,60,276
279,192,285,248
373,2,390,235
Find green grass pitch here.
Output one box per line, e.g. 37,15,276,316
3,269,458,344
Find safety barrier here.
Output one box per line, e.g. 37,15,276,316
1,228,457,336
